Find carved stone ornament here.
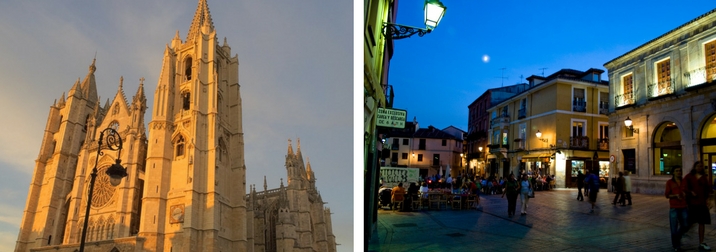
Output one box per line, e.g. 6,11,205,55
170,204,185,223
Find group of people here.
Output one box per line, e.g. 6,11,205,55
500,173,535,216
666,161,713,251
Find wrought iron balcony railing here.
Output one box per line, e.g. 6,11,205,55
598,138,609,150
647,79,674,98
570,136,589,149
683,65,716,88
599,101,608,115
573,98,586,112
614,92,634,107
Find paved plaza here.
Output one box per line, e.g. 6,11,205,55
368,189,716,252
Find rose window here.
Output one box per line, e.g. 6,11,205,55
91,166,116,208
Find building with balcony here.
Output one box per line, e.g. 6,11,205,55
466,84,528,178
486,68,610,188
383,120,464,178
605,8,716,195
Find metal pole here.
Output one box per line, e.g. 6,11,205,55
79,167,98,252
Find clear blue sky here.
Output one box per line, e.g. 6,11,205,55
0,1,352,251
389,1,716,131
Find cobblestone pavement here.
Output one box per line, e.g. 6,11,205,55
368,189,716,252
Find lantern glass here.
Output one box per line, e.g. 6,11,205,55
424,0,446,30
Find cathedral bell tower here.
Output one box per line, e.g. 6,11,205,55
140,0,245,251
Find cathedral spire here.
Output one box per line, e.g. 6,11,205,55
80,58,99,104
68,78,83,99
186,0,214,42
306,157,315,182
58,92,66,107
287,139,294,156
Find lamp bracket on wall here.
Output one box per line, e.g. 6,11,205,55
383,23,430,40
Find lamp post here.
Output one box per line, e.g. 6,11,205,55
79,127,128,252
383,0,447,39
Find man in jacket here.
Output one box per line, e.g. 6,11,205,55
613,172,625,205
623,171,632,205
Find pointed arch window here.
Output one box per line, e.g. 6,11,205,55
182,91,191,110
175,135,186,157
184,57,193,81
218,138,227,162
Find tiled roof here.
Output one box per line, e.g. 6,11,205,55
413,126,456,139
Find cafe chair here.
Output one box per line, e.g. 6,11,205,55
465,194,477,210
451,194,462,210
392,191,405,212
410,193,421,211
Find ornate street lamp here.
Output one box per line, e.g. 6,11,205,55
624,116,639,133
535,130,548,143
383,0,447,39
79,127,128,252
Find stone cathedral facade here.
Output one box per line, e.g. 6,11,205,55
14,1,336,252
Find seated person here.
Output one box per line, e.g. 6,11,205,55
391,182,406,210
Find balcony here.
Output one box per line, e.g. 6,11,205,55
490,115,510,128
518,108,526,119
572,98,586,112
598,138,608,151
647,79,674,99
598,101,608,115
683,66,716,88
614,92,634,108
570,136,589,149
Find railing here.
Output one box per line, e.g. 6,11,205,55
570,136,589,149
518,108,526,119
490,115,510,127
598,138,609,150
614,92,634,107
573,98,586,112
599,101,609,115
683,66,716,88
647,79,674,98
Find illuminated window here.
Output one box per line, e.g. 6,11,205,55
706,40,716,81
623,74,633,103
657,59,671,93
653,122,681,175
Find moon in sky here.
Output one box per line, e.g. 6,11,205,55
482,55,490,63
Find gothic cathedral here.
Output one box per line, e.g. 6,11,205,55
14,1,335,252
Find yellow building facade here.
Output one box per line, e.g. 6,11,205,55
486,69,610,188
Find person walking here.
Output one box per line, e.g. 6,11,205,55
665,166,688,251
584,169,600,213
624,171,632,205
502,173,519,217
577,170,585,201
683,161,713,251
519,174,533,215
613,172,625,206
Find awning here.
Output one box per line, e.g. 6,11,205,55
520,153,550,160
571,150,610,160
